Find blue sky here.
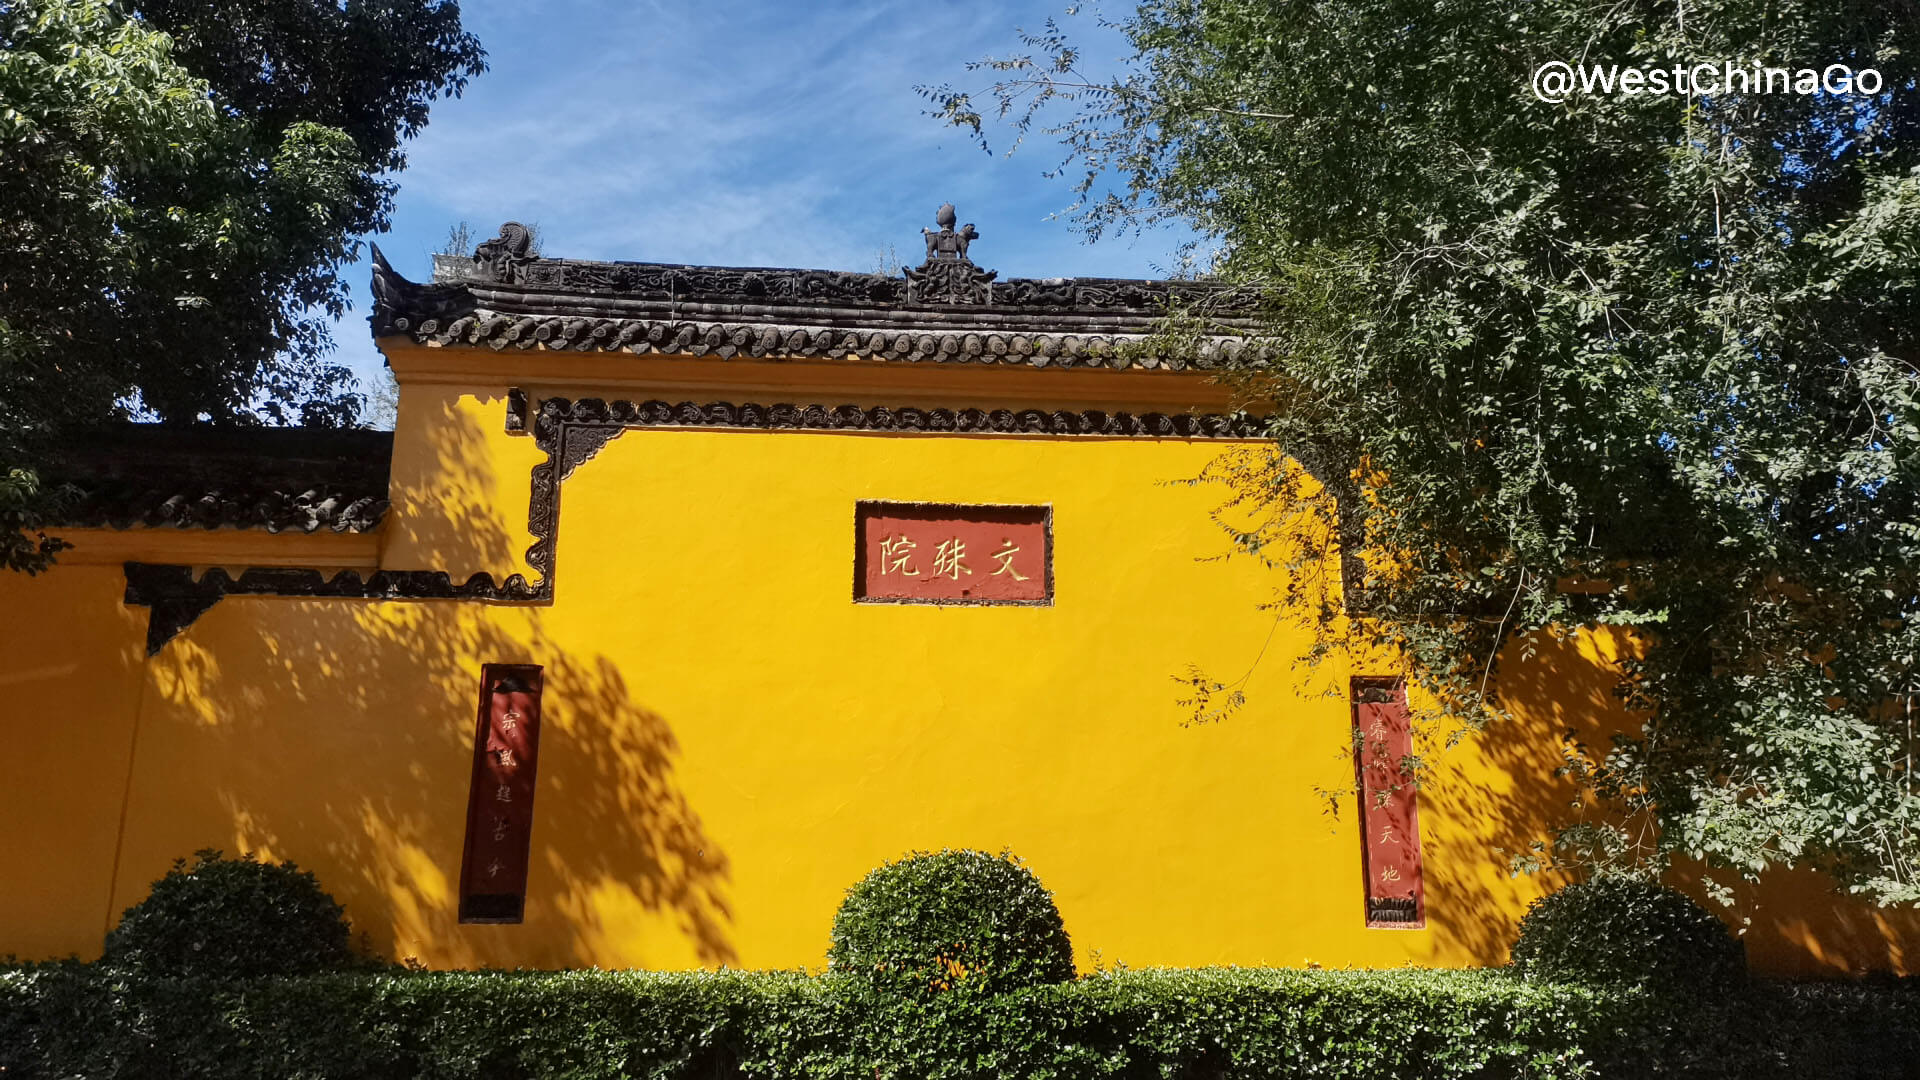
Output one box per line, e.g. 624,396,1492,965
335,0,1201,402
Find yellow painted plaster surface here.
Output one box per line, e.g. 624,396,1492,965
0,564,148,959
379,384,545,582
4,371,1915,975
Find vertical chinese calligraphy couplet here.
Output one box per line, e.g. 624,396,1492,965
855,501,1052,605
1352,678,1426,928
458,664,543,923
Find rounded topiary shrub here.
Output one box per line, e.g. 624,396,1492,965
1510,876,1745,992
828,849,1074,995
102,849,354,977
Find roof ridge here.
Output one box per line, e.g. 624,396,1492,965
372,215,1261,366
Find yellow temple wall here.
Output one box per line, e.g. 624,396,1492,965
0,563,147,962
1,355,1913,976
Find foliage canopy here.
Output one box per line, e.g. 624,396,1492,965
926,0,1920,903
0,0,483,568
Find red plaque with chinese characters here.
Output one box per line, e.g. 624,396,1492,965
458,664,543,923
1352,678,1425,928
855,501,1051,605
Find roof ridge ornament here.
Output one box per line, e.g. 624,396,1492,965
905,203,997,305
474,222,537,283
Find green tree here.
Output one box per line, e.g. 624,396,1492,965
0,0,483,570
929,2,1920,903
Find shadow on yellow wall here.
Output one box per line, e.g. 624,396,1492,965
1455,625,1920,976
0,564,149,961
110,399,737,969
15,388,1918,976
380,387,545,581
1164,475,1568,969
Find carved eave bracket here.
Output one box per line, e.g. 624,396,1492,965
125,566,226,656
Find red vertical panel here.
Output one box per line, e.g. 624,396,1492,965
458,664,543,923
1352,678,1425,928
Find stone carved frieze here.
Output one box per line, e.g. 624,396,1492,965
536,396,1263,440
904,256,998,305
514,259,904,306
395,309,1264,371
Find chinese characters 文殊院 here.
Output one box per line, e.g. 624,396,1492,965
880,532,1030,582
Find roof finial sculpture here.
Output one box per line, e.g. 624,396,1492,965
474,222,536,283
906,204,996,304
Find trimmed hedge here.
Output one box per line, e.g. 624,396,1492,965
828,849,1076,995
1511,877,1746,993
102,849,356,978
3,963,1914,1079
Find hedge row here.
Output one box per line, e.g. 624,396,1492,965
3,963,1915,1079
